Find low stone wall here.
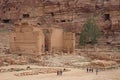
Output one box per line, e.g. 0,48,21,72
0,66,69,77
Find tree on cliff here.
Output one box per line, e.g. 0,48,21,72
80,16,101,45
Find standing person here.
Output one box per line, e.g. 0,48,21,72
89,67,91,72
91,68,93,72
60,69,63,76
86,67,89,72
57,69,62,76
57,70,59,76
96,68,98,75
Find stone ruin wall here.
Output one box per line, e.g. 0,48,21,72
9,23,75,55
9,23,45,55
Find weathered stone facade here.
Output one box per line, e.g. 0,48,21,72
9,23,75,55
9,23,45,55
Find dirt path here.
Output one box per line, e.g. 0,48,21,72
0,65,120,80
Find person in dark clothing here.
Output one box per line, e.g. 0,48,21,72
57,70,59,76
57,69,62,76
87,68,89,72
91,68,94,72
89,68,91,72
60,69,62,76
96,69,98,75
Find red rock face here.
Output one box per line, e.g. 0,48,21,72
104,20,112,30
0,0,119,33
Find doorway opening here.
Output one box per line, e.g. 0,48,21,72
104,14,110,21
43,29,51,52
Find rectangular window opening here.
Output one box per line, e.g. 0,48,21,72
61,20,66,22
23,14,30,18
104,14,110,21
2,19,11,23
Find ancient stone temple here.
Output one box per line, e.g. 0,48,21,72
9,23,45,55
9,23,75,55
